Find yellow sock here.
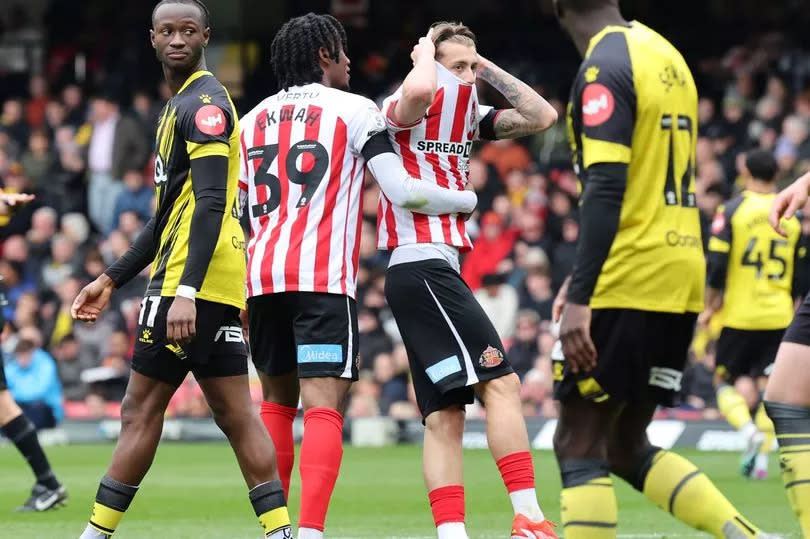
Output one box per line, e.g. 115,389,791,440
717,385,754,431
86,475,138,536
755,403,775,455
642,450,760,538
764,401,810,537
258,506,291,538
88,502,125,536
561,477,617,538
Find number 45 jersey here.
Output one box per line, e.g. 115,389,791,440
708,192,801,330
567,21,704,313
239,83,386,299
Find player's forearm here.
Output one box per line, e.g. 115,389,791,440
367,152,476,214
178,155,229,296
397,53,438,126
567,163,627,305
105,217,158,287
477,57,557,138
706,251,729,290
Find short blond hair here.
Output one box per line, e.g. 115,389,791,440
430,21,476,55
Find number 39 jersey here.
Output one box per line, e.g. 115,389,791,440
567,21,704,313
708,191,801,330
239,83,386,299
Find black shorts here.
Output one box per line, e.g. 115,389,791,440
716,327,783,382
384,259,514,418
784,295,810,346
248,292,359,380
553,309,697,407
131,296,248,387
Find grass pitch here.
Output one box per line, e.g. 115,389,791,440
0,443,801,538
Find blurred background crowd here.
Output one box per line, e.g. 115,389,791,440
2,0,810,428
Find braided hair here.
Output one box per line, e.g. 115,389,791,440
271,13,348,91
151,0,210,27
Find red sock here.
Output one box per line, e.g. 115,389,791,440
496,451,535,492
259,401,297,499
428,485,465,526
298,407,344,531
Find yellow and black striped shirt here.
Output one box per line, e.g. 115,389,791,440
143,70,245,309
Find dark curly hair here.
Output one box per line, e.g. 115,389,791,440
270,13,348,91
151,0,210,28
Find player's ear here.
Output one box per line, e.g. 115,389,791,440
149,29,156,49
202,27,210,48
318,46,333,68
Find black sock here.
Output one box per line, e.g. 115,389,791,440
1,414,59,490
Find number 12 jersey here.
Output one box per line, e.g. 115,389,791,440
239,83,387,299
567,21,704,313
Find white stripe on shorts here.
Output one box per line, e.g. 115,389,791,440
423,279,479,386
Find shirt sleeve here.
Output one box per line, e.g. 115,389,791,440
382,90,421,133
574,32,636,169
477,105,501,141
347,97,388,155
177,87,234,160
707,204,734,290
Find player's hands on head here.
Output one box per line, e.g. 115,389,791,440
559,302,597,374
410,28,435,65
771,173,810,236
71,274,115,323
167,296,196,346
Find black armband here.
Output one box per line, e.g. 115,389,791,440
361,131,395,162
478,109,500,141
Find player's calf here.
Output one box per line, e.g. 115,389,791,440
763,400,810,536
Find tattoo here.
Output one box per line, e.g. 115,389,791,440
478,62,552,139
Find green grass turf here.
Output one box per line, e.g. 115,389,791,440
0,443,801,538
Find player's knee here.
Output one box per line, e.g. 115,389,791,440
119,393,157,433
478,373,520,405
0,390,22,425
608,438,659,490
553,416,601,461
424,407,465,440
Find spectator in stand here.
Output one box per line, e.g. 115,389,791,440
0,260,34,321
551,216,578,292
358,307,392,372
52,125,86,213
26,206,57,261
40,233,77,290
473,273,518,342
52,334,91,402
25,76,49,129
519,266,554,320
462,211,519,290
85,330,130,402
44,100,66,138
1,99,30,149
508,310,541,380
478,137,531,180
374,352,409,415
0,163,38,239
3,234,38,285
4,326,63,429
61,84,87,129
132,90,162,148
20,129,55,193
117,211,144,242
112,169,153,226
530,97,569,169
82,94,148,234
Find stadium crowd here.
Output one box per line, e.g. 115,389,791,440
1,28,810,427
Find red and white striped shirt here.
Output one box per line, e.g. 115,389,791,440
378,62,492,252
239,83,386,299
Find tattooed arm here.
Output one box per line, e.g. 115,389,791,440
477,55,557,139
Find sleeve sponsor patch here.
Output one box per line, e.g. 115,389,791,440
581,83,615,127
194,105,226,136
711,212,726,235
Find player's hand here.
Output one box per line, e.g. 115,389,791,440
410,28,435,65
167,296,196,346
559,302,597,374
71,274,115,322
0,191,35,216
475,53,493,76
771,173,810,236
552,276,570,322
